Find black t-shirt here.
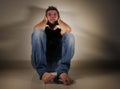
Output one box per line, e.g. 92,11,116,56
45,21,62,58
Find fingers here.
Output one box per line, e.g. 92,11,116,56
58,18,61,22
53,25,61,30
43,16,48,22
53,25,58,30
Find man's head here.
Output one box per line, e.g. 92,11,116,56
46,6,60,24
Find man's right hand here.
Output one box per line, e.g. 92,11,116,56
58,18,71,35
41,72,55,84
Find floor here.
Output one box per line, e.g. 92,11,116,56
0,60,120,89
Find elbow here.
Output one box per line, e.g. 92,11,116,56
67,27,72,33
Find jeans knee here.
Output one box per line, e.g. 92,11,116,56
63,33,75,45
32,29,46,39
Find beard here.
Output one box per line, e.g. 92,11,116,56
47,20,58,30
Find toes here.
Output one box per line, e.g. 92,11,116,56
59,73,73,85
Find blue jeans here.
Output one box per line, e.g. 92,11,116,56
31,29,75,78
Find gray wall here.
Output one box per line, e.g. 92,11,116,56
0,0,119,63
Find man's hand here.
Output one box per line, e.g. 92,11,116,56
58,18,71,35
59,73,73,85
41,72,55,84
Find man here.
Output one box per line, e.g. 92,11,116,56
31,6,75,85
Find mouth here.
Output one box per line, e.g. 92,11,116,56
50,19,55,21
49,19,56,23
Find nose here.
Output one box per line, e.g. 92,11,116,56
50,14,56,18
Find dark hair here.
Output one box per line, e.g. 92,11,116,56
45,6,60,18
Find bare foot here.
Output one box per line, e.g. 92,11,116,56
59,73,73,85
41,72,55,84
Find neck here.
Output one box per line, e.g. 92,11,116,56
47,21,58,29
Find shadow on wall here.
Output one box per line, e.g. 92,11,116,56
0,6,45,61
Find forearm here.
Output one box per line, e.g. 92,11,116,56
39,19,47,29
34,18,47,30
58,19,71,33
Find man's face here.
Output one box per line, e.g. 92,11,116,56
46,10,59,24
